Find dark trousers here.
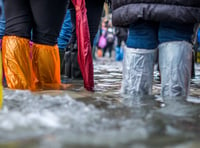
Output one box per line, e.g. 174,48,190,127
103,42,113,58
69,0,104,47
4,0,69,45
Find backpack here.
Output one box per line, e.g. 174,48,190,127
106,28,114,43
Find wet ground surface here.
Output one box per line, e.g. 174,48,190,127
0,57,200,148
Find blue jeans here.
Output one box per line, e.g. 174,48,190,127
0,0,5,39
126,21,194,49
58,10,72,50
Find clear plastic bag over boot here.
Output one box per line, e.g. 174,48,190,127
121,47,156,96
159,41,192,97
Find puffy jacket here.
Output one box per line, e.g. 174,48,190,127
112,0,200,27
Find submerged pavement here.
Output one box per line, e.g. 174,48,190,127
0,57,200,148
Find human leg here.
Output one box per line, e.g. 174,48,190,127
107,42,113,58
30,0,69,89
66,0,104,79
86,0,104,46
102,46,107,57
58,9,72,74
158,22,194,97
69,0,104,46
115,37,122,61
122,21,158,95
3,0,33,89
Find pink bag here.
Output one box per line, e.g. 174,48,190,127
98,35,107,49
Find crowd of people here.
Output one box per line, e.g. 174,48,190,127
0,0,200,98
95,17,128,60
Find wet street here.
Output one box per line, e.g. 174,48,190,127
0,57,200,148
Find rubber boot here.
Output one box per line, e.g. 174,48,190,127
71,49,82,79
70,43,82,80
32,43,61,90
121,47,156,95
2,36,33,89
158,41,192,97
59,49,65,75
120,47,124,61
191,49,195,79
64,50,71,78
115,47,121,61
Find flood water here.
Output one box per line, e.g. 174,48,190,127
0,57,200,148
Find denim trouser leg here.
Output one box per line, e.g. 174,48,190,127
0,0,5,39
126,21,194,49
158,22,194,44
0,21,5,39
126,21,158,49
158,22,194,97
123,21,157,95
